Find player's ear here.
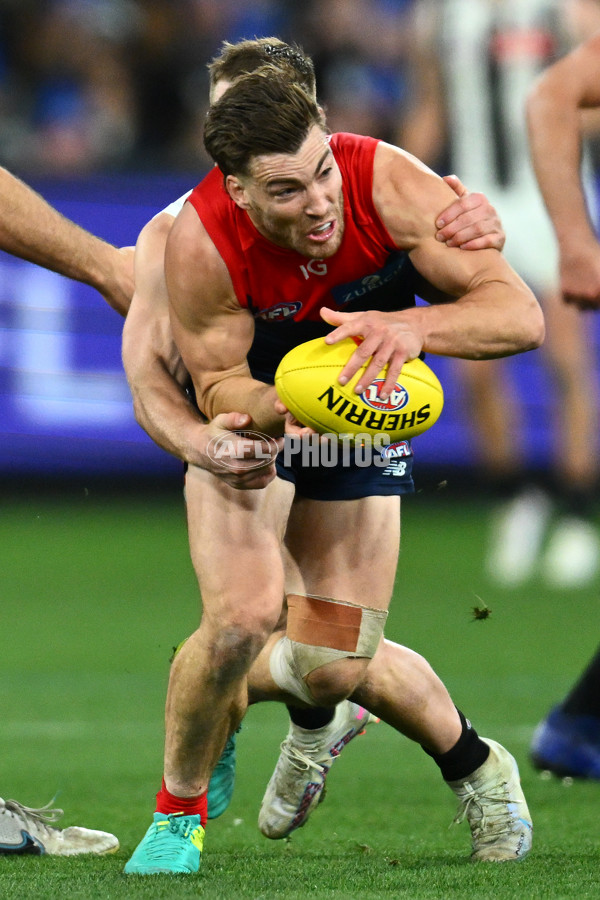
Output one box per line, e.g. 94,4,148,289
226,175,251,210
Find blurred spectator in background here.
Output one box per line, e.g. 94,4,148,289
0,0,138,173
297,0,414,140
0,0,417,174
401,0,600,589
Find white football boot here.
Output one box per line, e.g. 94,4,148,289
446,739,533,861
542,517,600,588
0,797,119,856
259,701,378,839
486,488,552,586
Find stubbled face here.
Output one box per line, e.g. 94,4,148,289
226,124,345,259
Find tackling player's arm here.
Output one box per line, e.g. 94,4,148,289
324,143,544,397
123,212,206,461
124,210,281,487
166,202,285,436
0,166,134,315
526,32,600,309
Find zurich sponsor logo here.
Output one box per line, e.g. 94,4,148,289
337,274,382,305
361,274,381,290
360,379,408,412
258,301,302,321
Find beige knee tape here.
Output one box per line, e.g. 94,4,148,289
269,594,387,703
269,635,320,706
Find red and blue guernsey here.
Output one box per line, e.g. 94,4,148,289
187,132,419,382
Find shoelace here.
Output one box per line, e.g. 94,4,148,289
4,798,63,836
280,739,327,776
169,816,193,838
142,815,199,861
452,788,515,841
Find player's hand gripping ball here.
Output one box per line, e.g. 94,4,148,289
275,336,444,441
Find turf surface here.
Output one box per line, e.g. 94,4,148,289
1,482,599,898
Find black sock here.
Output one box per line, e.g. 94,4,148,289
287,705,335,730
423,709,490,782
561,647,600,718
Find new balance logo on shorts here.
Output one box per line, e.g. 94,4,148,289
381,458,409,477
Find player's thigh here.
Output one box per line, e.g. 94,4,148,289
185,465,295,623
284,494,400,609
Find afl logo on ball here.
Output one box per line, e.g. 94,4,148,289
361,379,408,412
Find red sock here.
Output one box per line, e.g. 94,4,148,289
155,778,207,826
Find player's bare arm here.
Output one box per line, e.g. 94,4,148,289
125,211,280,488
166,202,285,436
124,213,207,459
325,143,544,397
527,32,600,309
0,167,134,315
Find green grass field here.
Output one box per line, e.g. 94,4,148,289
1,481,599,899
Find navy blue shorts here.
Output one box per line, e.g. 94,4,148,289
275,436,415,501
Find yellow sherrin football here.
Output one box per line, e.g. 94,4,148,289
275,336,444,441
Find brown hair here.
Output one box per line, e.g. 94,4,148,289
204,66,325,177
208,37,317,102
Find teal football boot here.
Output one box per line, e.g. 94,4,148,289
207,726,240,818
124,813,204,875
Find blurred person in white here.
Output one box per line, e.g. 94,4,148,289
526,29,600,779
403,0,600,588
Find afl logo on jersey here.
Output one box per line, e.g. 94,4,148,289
361,380,408,412
258,301,302,321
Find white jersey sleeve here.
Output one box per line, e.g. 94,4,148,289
154,190,192,219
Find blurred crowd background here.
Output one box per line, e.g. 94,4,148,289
0,0,417,176
2,0,600,491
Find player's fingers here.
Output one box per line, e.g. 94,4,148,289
218,431,281,463
381,352,408,398
227,465,278,491
445,227,502,249
437,198,488,234
321,306,357,341
443,173,469,198
436,195,479,231
450,236,496,251
337,330,381,385
213,411,252,431
355,355,390,394
236,437,281,460
353,340,397,395
226,441,280,469
438,212,494,243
